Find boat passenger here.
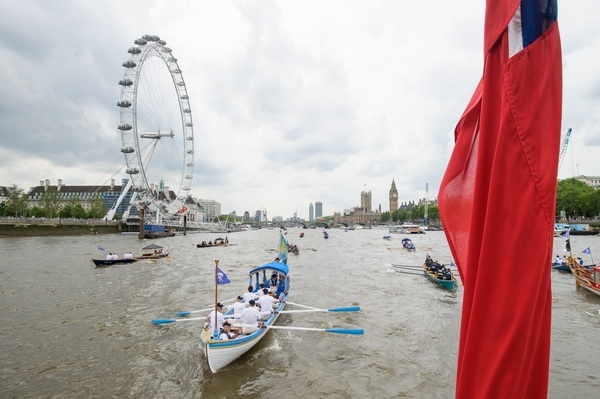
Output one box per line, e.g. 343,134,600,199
205,303,225,331
428,262,439,273
242,285,258,304
425,255,434,268
276,274,287,297
444,269,453,280
558,256,566,265
268,273,278,290
228,296,245,317
239,299,261,334
219,322,240,340
436,268,445,280
257,289,278,319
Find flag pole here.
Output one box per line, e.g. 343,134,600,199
213,259,219,335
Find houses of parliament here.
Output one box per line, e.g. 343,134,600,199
333,179,432,225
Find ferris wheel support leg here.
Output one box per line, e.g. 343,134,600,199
104,178,134,220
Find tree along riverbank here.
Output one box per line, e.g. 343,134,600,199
0,220,122,237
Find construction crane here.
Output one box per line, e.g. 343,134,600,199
558,128,572,173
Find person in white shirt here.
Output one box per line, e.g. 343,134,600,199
242,285,257,304
228,296,246,318
256,289,278,320
205,303,225,331
239,299,261,335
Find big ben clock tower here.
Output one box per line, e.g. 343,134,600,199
389,179,398,212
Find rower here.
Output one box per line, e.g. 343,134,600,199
239,299,262,335
219,322,240,340
256,289,278,319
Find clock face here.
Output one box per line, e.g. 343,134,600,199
392,194,397,198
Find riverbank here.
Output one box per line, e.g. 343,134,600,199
0,220,121,237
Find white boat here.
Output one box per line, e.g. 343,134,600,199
554,223,570,237
201,260,290,373
389,224,425,234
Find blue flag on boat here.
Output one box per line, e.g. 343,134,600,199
216,267,230,284
98,245,105,251
582,247,591,255
279,234,288,265
561,230,570,239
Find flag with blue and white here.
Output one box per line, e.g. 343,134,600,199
98,245,105,251
279,233,288,265
582,247,591,255
216,267,230,284
561,230,569,239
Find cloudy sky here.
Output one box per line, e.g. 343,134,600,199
0,0,597,219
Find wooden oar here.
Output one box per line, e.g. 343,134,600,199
232,324,364,335
393,270,424,276
392,266,423,270
175,297,236,317
174,307,213,317
284,301,319,310
279,306,360,314
392,264,422,270
267,325,364,335
151,316,204,325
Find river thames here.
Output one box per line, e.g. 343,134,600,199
0,228,598,398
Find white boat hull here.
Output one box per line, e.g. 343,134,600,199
202,297,286,373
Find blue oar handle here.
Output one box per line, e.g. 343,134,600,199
327,306,360,312
326,328,364,335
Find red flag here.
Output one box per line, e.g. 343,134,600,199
438,1,561,398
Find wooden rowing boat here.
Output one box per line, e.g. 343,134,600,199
552,255,593,273
196,237,228,248
201,260,289,373
135,243,169,259
423,264,456,290
552,262,593,272
151,234,363,372
91,258,138,267
569,263,600,297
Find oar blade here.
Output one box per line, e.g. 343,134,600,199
175,311,191,317
326,328,364,335
151,319,176,325
327,306,361,312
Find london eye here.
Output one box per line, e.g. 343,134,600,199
113,34,194,222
